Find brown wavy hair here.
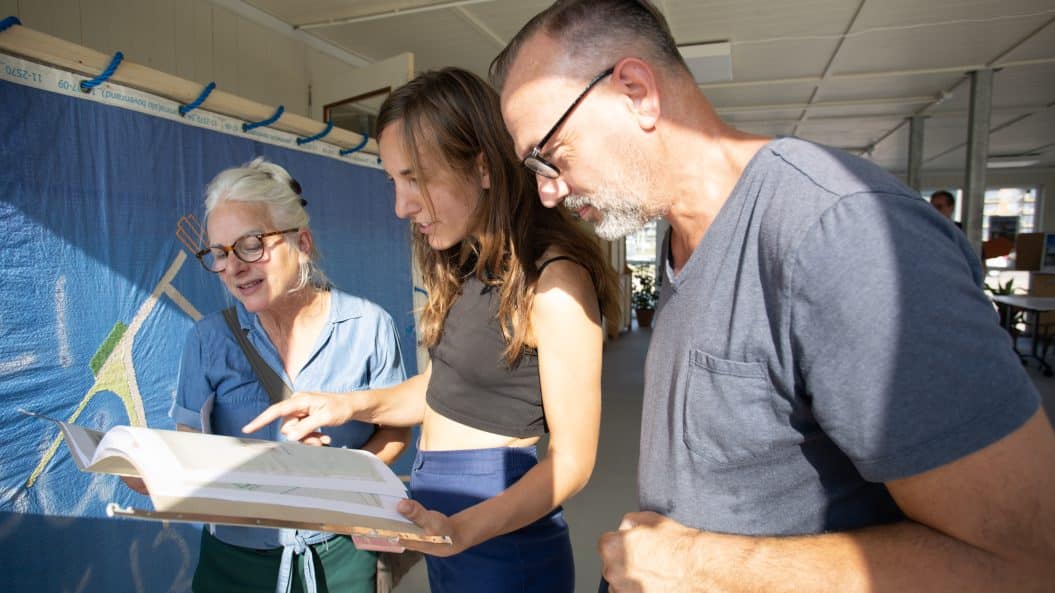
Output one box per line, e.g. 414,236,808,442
376,67,621,365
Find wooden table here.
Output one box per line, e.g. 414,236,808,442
991,294,1055,377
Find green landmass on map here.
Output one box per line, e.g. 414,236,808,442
88,322,127,376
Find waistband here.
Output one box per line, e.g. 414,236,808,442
412,445,539,474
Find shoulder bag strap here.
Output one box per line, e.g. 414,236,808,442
221,307,293,405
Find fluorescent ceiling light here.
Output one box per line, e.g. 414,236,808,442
987,154,1041,168
678,41,732,84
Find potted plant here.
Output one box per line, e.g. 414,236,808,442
631,265,659,328
984,277,1024,329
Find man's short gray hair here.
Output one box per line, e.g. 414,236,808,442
490,0,688,91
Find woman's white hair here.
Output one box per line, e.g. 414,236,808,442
204,157,330,292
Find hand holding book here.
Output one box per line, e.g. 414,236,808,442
22,410,450,548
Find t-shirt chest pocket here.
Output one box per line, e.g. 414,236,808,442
683,349,788,466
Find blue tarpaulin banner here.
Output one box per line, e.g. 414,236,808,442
0,59,415,592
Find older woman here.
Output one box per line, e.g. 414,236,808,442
171,157,409,593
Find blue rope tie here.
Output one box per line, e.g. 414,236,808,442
80,51,124,93
179,81,216,116
242,105,284,132
0,16,22,33
339,134,369,156
296,120,334,146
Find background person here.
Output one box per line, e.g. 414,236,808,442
245,68,621,593
491,1,1055,592
129,157,409,593
929,189,963,229
929,189,956,219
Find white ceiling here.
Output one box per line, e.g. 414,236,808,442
243,0,1055,174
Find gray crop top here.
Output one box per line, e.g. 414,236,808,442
426,257,575,437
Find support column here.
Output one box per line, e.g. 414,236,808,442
963,69,993,255
906,116,926,191
655,218,671,288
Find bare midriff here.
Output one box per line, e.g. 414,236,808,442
418,404,540,451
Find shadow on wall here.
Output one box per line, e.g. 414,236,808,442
0,511,200,593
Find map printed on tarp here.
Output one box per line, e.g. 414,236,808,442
0,58,414,593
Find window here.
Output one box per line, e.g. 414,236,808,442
983,187,1036,240
625,219,658,266
983,187,1038,269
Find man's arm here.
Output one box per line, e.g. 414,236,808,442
599,409,1055,593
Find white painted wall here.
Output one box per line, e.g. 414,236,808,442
309,51,412,120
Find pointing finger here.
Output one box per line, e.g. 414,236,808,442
281,414,331,442
242,400,298,434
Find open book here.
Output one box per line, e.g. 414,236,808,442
25,410,449,549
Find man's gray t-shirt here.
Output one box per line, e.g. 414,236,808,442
639,137,1039,535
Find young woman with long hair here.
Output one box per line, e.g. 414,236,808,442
245,68,620,593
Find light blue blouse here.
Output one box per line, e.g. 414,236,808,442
171,289,406,550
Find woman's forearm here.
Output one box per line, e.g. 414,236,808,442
242,368,431,439
353,372,429,427
361,425,411,465
452,444,594,549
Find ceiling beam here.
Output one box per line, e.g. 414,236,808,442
454,6,506,49
862,17,1055,161
990,16,1055,65
208,0,371,66
699,57,1055,90
792,0,867,136
717,95,937,114
727,105,1051,126
296,0,496,30
922,101,1055,164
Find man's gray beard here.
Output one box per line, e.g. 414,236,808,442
564,191,652,241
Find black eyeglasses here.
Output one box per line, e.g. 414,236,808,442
522,66,615,179
195,228,299,273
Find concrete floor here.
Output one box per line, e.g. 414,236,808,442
395,326,1055,592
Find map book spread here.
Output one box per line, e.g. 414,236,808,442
25,411,449,547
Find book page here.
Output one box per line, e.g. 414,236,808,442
18,410,140,475
56,421,104,471
21,413,432,539
189,482,408,523
89,425,170,478
137,429,407,498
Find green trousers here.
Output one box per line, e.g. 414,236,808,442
192,528,376,593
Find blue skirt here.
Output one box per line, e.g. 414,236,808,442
409,446,575,593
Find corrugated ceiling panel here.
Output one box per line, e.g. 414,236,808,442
246,0,464,27
663,0,858,41
991,63,1055,107
230,0,1054,176
703,82,817,109
816,72,963,103
852,0,1055,30
313,9,498,76
998,22,1055,62
989,108,1055,154
831,18,1037,74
